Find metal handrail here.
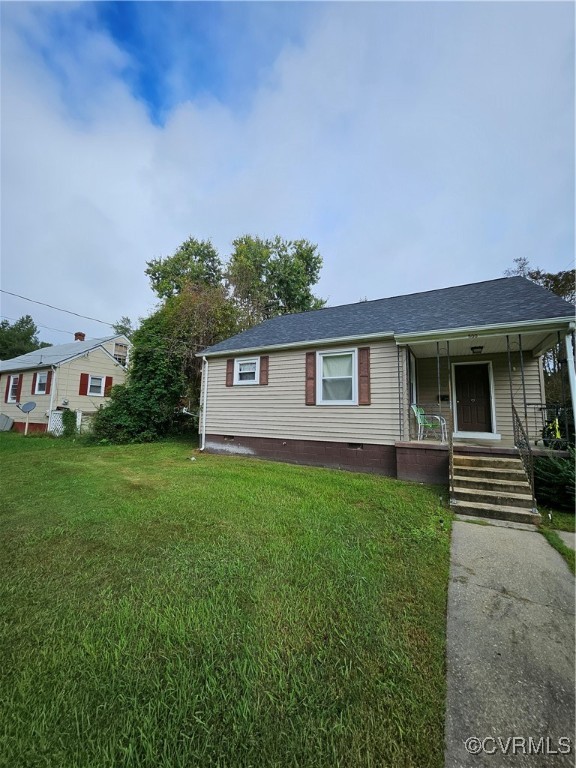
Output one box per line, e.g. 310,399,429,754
448,426,455,503
512,404,536,511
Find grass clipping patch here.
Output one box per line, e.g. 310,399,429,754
0,434,450,768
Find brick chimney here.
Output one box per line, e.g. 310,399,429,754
74,332,86,342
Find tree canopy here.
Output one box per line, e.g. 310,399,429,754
504,257,575,304
0,315,51,360
91,232,324,443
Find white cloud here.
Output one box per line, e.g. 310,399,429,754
1,2,573,344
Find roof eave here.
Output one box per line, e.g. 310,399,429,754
395,316,575,344
198,330,396,358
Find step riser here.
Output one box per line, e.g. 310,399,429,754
451,503,540,525
454,457,523,470
453,489,533,509
453,478,531,495
454,467,527,481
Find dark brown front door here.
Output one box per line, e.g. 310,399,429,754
455,364,492,432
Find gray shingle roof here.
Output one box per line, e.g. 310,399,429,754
0,336,121,373
202,277,575,356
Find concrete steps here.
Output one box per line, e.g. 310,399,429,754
450,450,541,525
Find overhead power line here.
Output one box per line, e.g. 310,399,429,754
0,315,72,335
0,289,115,327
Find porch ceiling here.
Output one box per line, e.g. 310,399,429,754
404,329,566,358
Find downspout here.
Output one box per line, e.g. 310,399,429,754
47,365,57,432
199,356,208,451
565,330,576,415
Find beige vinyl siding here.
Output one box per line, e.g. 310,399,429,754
205,342,402,445
53,349,126,414
415,353,544,443
0,371,52,425
0,348,127,426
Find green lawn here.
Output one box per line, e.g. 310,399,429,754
0,433,451,768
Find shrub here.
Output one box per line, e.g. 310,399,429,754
61,409,78,438
534,446,575,511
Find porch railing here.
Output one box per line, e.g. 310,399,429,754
512,404,536,511
448,427,455,502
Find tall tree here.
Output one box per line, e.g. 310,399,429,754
504,258,575,404
145,238,223,299
226,235,324,326
0,315,51,359
112,316,137,340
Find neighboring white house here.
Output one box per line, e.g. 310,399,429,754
0,333,130,434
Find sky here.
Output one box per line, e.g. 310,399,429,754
1,1,574,346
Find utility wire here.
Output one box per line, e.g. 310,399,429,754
0,289,115,326
1,315,72,336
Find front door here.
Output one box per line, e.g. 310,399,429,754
455,364,492,432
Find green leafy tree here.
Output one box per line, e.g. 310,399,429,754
226,235,324,326
112,316,137,340
504,258,575,405
0,315,51,359
90,310,186,443
145,238,223,299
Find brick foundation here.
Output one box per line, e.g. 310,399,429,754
395,441,449,484
205,434,397,476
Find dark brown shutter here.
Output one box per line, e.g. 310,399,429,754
259,356,269,385
305,352,316,405
226,359,234,387
358,347,371,406
79,373,89,396
3,377,9,403
31,373,37,394
45,371,52,395
104,376,113,396
15,375,23,402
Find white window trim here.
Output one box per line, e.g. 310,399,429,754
88,375,105,397
233,357,260,386
34,371,48,395
317,348,358,406
7,374,20,403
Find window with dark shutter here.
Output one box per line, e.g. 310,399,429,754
45,371,52,395
305,352,316,405
358,347,371,406
15,375,23,402
104,376,113,396
31,373,37,395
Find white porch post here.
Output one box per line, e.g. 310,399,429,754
565,331,576,410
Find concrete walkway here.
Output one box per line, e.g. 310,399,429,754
557,530,576,551
445,521,575,767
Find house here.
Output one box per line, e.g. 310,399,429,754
0,332,130,434
197,277,575,522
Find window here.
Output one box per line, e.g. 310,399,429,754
317,350,357,405
88,376,105,396
34,372,48,395
234,357,260,385
114,343,128,366
7,375,20,403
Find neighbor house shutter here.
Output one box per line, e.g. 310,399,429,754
45,371,52,395
3,377,9,403
104,376,113,396
358,347,371,406
305,352,316,406
31,373,37,394
15,375,23,402
226,359,234,387
259,356,269,386
79,373,89,396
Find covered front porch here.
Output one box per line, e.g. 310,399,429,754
393,323,574,519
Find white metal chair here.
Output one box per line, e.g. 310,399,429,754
411,405,447,442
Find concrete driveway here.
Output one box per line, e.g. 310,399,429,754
445,520,575,767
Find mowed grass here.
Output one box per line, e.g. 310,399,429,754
0,433,451,768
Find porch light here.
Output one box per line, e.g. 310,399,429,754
471,346,484,355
